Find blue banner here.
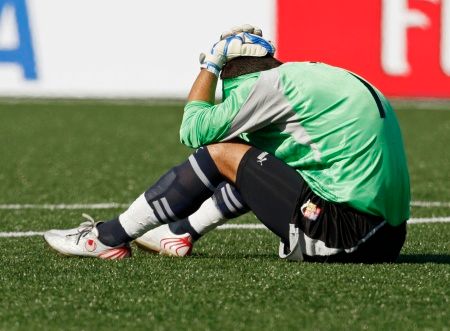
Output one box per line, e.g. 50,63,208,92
0,0,37,80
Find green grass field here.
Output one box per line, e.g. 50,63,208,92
0,99,449,331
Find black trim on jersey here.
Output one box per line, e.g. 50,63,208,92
349,73,386,118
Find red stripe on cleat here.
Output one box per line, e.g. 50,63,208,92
99,247,131,260
160,236,192,256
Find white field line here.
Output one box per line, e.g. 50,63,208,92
407,217,450,224
411,201,450,208
0,217,449,238
0,200,449,210
0,231,45,238
0,203,129,210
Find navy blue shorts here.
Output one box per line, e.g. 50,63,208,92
236,147,406,263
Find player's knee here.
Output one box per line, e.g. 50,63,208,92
206,143,249,167
206,142,251,183
206,143,226,165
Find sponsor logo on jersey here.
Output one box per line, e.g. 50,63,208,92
300,199,321,221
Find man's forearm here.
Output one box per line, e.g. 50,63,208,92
187,69,218,104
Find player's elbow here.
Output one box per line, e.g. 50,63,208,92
179,125,202,149
180,104,209,148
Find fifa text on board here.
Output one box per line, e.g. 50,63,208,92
277,0,450,97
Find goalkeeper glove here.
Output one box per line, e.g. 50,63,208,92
199,32,275,77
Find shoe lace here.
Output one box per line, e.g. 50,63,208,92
67,213,99,245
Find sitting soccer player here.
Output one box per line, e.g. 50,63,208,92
45,25,410,263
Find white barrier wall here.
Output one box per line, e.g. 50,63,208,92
0,0,275,97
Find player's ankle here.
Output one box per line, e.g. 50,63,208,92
168,220,201,241
97,218,133,247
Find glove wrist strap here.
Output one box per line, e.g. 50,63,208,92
200,62,221,77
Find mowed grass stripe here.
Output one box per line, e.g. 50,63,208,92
0,102,449,331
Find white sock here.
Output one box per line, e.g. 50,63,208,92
188,197,228,235
119,194,160,238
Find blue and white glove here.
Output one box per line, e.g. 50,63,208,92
199,29,276,77
219,24,275,60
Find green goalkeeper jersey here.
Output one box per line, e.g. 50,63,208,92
181,62,410,226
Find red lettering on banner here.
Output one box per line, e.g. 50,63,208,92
276,0,450,98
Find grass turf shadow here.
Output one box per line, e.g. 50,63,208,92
397,254,450,264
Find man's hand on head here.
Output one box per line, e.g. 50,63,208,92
199,25,276,77
189,24,276,104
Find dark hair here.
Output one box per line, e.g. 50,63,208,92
220,55,283,80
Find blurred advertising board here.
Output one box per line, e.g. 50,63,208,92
0,0,449,98
0,0,274,97
277,0,450,98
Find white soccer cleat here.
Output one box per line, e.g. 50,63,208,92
44,214,131,259
134,224,193,257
